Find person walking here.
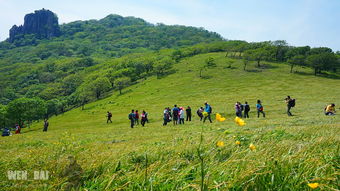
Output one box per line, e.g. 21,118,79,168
141,110,147,126
197,107,204,121
179,107,185,124
43,119,49,132
235,102,242,117
172,105,179,125
15,124,21,134
163,107,170,126
243,101,250,118
145,111,149,123
203,102,212,123
128,110,136,128
107,111,112,123
256,100,265,118
186,106,192,121
135,110,140,125
285,96,295,116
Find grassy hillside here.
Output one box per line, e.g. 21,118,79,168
1,52,339,190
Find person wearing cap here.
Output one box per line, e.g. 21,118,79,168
203,102,212,123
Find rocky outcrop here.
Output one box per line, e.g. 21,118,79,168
9,9,61,43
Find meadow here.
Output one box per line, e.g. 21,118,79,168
0,52,339,190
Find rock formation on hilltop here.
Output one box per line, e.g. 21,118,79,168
9,9,61,43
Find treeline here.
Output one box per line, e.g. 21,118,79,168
171,40,340,74
0,50,177,127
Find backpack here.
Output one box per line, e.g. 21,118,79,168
208,106,212,113
108,112,112,117
289,99,295,107
245,104,250,111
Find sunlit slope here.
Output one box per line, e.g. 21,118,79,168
1,52,339,190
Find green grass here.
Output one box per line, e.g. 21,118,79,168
1,52,339,190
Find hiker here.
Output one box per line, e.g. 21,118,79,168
163,107,170,126
285,96,295,116
235,102,242,117
186,106,192,121
135,110,140,125
243,101,250,118
325,104,336,115
107,111,112,123
128,110,135,128
179,107,185,124
141,110,147,126
256,100,265,118
203,102,212,123
145,111,149,123
15,124,21,134
43,119,49,132
2,128,11,136
197,107,204,121
172,105,179,125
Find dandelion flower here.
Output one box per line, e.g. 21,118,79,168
249,143,256,151
307,183,319,189
216,141,225,147
235,141,241,145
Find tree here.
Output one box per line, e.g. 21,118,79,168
244,48,268,67
114,77,130,94
46,99,63,117
287,55,305,73
61,73,83,96
306,53,337,75
154,57,174,78
205,57,216,68
7,97,46,127
0,104,8,128
88,77,111,99
76,85,93,110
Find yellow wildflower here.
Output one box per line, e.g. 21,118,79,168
216,113,226,122
235,141,241,145
216,141,225,147
307,183,319,189
234,117,246,126
249,143,256,151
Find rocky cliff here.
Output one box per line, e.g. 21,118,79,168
9,9,61,43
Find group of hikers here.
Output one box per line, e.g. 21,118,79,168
2,119,49,136
162,102,213,126
1,95,337,135
127,110,149,128
127,95,336,128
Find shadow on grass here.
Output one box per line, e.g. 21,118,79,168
156,69,176,79
259,64,279,69
246,69,262,73
200,75,213,79
223,66,238,69
117,89,133,97
295,71,340,79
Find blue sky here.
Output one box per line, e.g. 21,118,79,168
0,0,339,51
